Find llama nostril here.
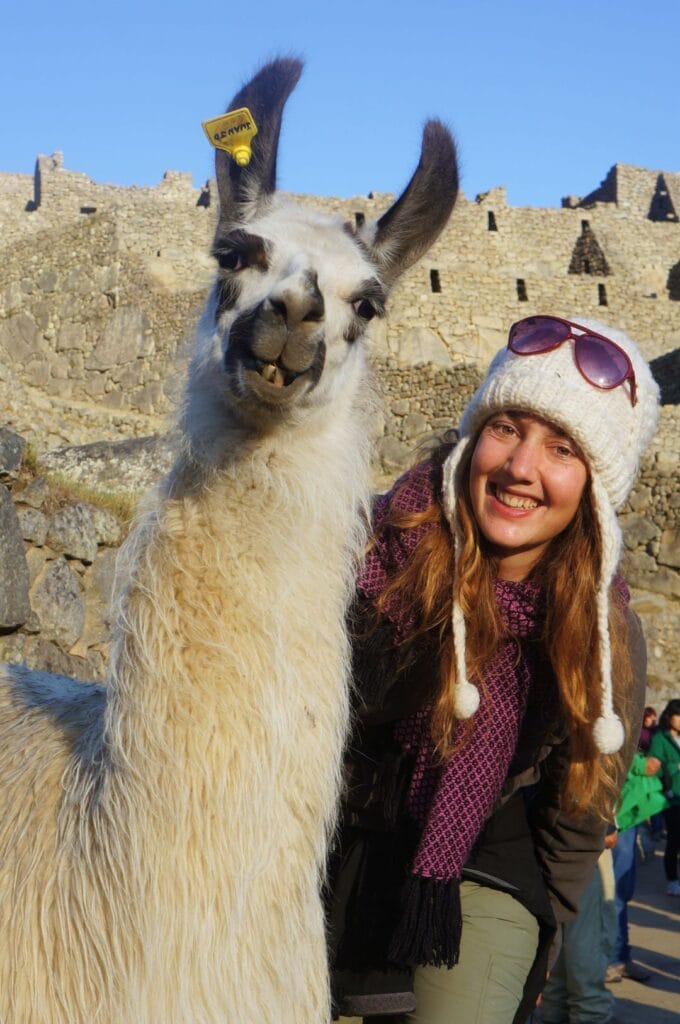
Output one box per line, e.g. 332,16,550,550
269,297,287,322
302,275,324,323
302,294,324,323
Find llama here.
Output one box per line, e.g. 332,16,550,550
0,59,458,1024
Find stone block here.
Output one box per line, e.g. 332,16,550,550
628,486,652,513
0,484,31,628
37,270,58,293
25,546,51,586
86,306,148,370
0,427,27,477
22,636,91,681
402,412,430,440
30,555,85,649
394,327,452,369
17,476,51,509
658,529,680,569
57,322,86,352
17,506,49,546
619,513,659,550
3,280,24,315
86,504,122,546
47,503,99,563
378,436,412,472
0,311,45,363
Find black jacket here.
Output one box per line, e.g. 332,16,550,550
328,594,647,1022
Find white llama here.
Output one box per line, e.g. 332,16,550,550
0,59,458,1024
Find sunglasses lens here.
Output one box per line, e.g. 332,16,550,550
509,316,570,353
576,335,629,388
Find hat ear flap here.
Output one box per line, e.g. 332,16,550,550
442,438,479,721
590,475,624,754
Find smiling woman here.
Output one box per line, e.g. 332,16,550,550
328,315,660,1024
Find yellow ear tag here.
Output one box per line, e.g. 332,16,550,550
202,107,258,167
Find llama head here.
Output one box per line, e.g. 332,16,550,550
184,58,458,447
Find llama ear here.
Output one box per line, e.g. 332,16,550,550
215,58,303,226
369,120,459,289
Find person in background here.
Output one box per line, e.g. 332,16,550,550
328,315,659,1024
540,837,618,1024
605,750,666,983
649,699,680,896
638,706,657,753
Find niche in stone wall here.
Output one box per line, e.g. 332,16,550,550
568,221,610,276
488,211,498,231
598,284,608,306
648,174,679,223
355,212,366,228
667,260,680,301
430,269,442,293
516,279,528,301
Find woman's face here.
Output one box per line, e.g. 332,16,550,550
468,410,588,581
669,712,680,735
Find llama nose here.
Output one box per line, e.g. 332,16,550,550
268,272,325,328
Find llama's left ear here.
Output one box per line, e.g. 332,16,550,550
215,58,303,227
369,120,458,289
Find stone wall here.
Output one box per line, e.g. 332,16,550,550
0,153,678,698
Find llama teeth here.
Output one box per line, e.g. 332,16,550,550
261,363,278,383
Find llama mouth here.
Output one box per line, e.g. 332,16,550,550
245,357,303,388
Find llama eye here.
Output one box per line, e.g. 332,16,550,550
217,250,247,272
352,298,376,320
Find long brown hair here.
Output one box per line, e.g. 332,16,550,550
373,435,633,820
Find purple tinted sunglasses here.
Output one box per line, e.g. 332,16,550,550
508,315,637,407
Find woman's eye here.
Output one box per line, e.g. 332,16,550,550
352,298,376,320
490,419,515,436
217,250,247,272
553,444,575,459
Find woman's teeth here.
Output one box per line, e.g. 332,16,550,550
495,488,539,510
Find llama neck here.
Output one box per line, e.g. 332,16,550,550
105,385,374,779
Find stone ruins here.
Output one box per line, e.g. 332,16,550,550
0,153,677,697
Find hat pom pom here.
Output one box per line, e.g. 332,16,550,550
593,713,625,754
453,681,480,719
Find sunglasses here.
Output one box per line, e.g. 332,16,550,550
508,315,637,407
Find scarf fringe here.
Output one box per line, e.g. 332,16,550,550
388,875,462,969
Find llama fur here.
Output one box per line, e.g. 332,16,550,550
0,60,458,1024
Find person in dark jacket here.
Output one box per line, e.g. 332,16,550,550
328,315,657,1024
649,699,680,896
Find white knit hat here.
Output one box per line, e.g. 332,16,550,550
441,316,660,754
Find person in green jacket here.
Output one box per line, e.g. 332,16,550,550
649,699,680,896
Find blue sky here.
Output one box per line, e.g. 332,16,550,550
2,0,678,208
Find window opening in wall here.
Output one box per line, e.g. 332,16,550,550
80,206,97,215
667,260,680,301
598,284,608,306
516,279,528,302
648,174,679,222
430,269,442,293
487,211,498,231
354,211,365,228
568,224,610,276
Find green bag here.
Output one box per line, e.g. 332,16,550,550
616,754,669,833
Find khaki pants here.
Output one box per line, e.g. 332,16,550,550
408,881,539,1024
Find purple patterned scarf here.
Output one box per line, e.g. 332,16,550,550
356,460,546,966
